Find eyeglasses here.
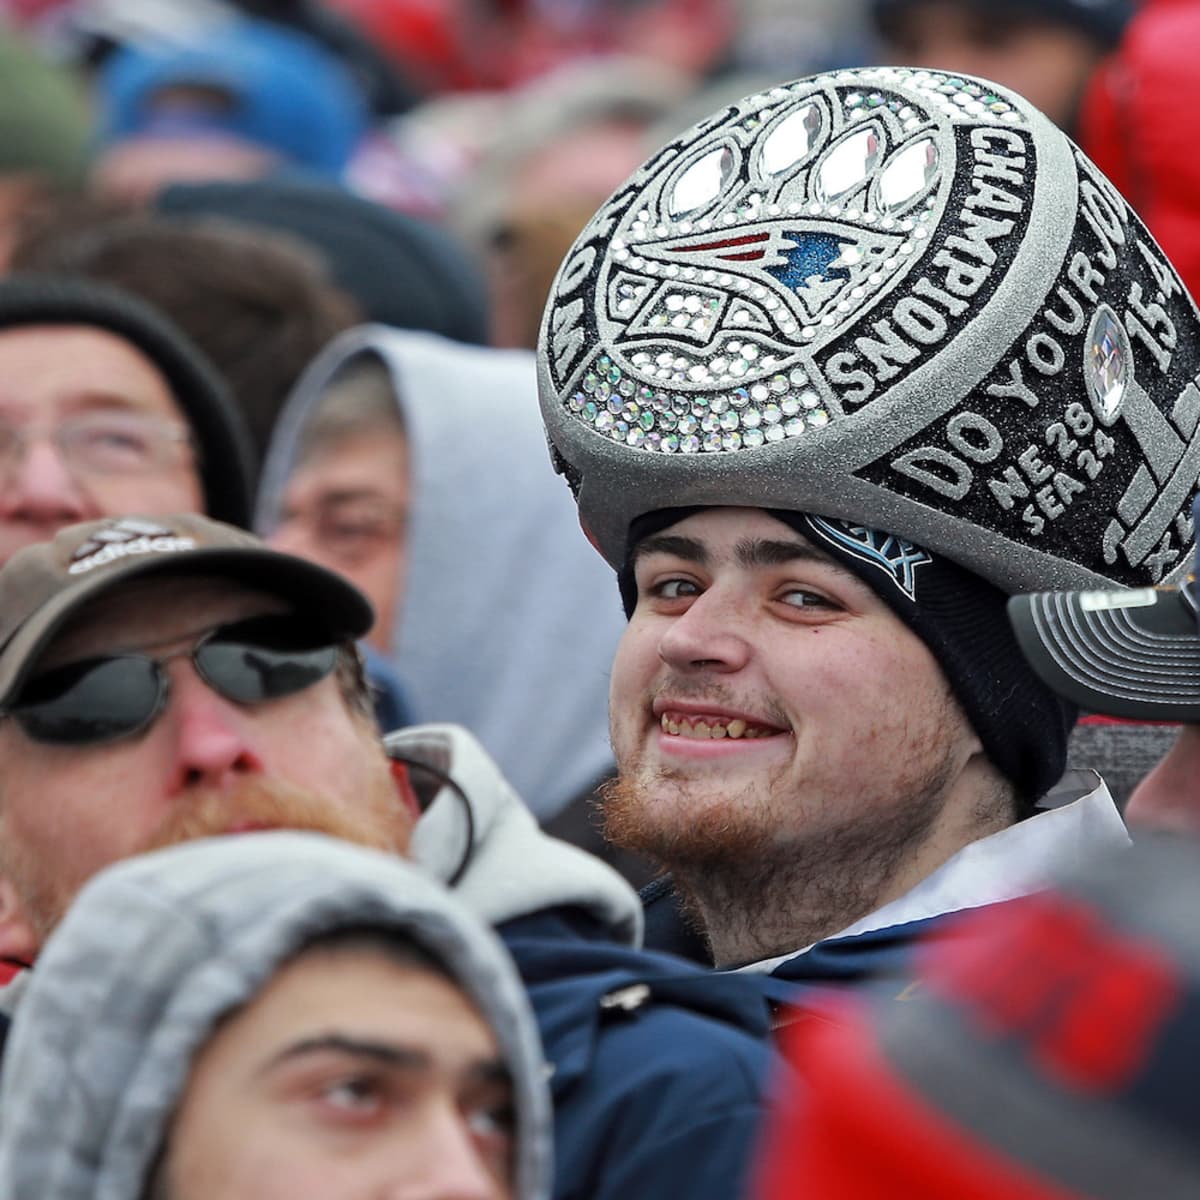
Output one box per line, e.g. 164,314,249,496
275,496,406,568
4,615,340,746
0,411,194,479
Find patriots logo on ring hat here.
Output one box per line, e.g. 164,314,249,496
538,67,1200,593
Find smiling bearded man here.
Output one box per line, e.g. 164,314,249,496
603,508,987,961
534,64,1200,991
601,505,1062,967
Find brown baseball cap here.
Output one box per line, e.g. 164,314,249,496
0,514,374,708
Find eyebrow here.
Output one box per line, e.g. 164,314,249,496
58,391,165,414
261,1035,431,1075
259,1034,510,1087
632,534,709,566
315,490,401,510
634,530,861,582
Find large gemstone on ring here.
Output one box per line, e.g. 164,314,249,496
1085,306,1128,423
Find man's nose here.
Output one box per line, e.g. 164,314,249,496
161,662,265,794
657,587,752,674
0,437,96,525
391,1106,505,1200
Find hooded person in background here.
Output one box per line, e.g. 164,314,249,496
0,832,552,1200
536,66,1200,991
257,327,626,825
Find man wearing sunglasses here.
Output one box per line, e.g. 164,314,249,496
0,512,774,1200
0,512,409,955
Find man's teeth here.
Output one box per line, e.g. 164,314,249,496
660,714,769,739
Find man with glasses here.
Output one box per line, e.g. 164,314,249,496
0,512,773,1200
0,274,255,567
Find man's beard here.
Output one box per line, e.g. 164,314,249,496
2,768,408,947
600,731,964,966
601,760,792,873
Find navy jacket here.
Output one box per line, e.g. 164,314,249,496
390,725,785,1200
502,908,776,1200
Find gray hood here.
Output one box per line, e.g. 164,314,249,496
0,832,552,1200
396,723,643,945
255,326,626,820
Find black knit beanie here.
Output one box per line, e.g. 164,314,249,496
156,180,489,347
619,507,1077,805
872,0,1133,48
0,274,255,528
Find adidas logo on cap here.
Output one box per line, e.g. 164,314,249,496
68,517,197,575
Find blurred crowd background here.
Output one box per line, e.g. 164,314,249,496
6,0,1192,365
0,0,884,362
0,0,1193,849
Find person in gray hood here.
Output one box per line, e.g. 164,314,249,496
257,326,627,823
0,831,552,1200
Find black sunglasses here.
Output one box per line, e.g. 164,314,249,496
5,614,341,746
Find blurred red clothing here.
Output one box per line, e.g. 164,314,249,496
1080,0,1200,302
328,0,733,93
756,1003,1082,1200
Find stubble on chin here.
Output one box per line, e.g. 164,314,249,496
599,760,787,872
604,675,795,867
600,724,965,965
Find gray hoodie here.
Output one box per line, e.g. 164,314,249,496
397,722,642,942
0,832,553,1200
255,326,627,821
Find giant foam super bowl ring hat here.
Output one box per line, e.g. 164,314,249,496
1009,494,1200,721
538,67,1200,592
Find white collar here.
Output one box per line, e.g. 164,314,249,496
740,770,1128,974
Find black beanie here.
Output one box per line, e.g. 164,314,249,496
0,274,255,528
872,0,1133,48
619,507,1078,805
156,179,489,347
